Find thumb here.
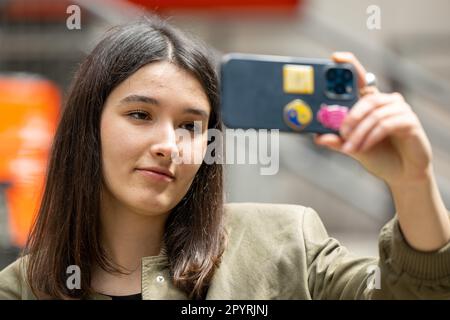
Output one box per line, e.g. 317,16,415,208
314,134,345,152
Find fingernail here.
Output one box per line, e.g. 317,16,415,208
342,141,354,153
334,52,351,59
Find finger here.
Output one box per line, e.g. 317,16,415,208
358,113,418,152
340,92,405,138
314,134,344,152
342,104,407,153
331,52,367,89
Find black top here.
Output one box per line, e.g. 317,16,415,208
107,293,142,300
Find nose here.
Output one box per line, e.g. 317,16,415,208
149,123,179,161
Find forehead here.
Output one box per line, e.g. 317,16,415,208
108,61,210,111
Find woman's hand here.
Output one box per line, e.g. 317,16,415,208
315,52,450,252
314,52,433,187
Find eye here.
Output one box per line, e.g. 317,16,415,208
180,121,202,132
127,109,150,121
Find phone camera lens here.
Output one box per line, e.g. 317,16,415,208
343,69,353,81
335,84,345,94
326,69,336,81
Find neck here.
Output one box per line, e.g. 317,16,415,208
99,191,169,272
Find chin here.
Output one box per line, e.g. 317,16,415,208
130,193,176,216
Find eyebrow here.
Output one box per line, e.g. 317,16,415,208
121,94,159,105
119,94,209,119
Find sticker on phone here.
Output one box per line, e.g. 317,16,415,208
283,99,313,131
283,64,314,94
316,104,349,130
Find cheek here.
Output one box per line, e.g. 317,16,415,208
174,162,203,202
175,137,207,184
100,114,139,177
175,138,207,193
179,133,209,163
182,163,202,181
181,135,208,185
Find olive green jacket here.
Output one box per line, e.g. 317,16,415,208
1,203,449,299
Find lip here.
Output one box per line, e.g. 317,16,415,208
135,167,175,182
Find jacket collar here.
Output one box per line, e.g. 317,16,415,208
89,243,169,300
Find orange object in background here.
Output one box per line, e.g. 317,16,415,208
0,74,60,247
128,0,300,11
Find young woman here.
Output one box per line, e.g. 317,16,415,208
0,17,449,300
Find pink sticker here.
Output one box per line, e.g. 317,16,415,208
317,104,349,131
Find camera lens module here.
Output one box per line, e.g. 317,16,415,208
324,66,355,100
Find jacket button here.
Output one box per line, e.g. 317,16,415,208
156,275,165,283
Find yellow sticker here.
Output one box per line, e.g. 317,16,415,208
283,99,313,131
283,64,314,94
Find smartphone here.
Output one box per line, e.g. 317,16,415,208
220,53,359,134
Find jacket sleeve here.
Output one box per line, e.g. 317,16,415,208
303,207,450,299
0,258,26,300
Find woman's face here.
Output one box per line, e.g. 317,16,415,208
100,61,210,216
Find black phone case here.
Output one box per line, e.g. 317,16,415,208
220,53,359,134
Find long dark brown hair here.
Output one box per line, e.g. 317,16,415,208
24,16,226,300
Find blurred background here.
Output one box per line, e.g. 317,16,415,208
0,0,449,269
